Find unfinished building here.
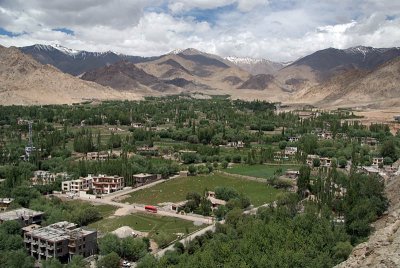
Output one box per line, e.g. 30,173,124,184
24,221,97,261
0,208,43,226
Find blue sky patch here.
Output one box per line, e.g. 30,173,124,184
182,4,236,25
52,28,75,35
0,27,21,37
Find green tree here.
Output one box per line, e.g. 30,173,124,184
297,165,311,197
380,139,397,161
98,234,121,255
97,252,120,268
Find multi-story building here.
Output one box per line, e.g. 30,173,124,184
92,174,124,194
284,147,298,156
24,221,97,261
62,177,92,193
372,157,384,166
31,171,70,185
133,173,159,187
0,208,43,226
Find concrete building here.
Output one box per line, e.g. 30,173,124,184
284,147,298,156
86,152,109,161
372,157,384,167
0,198,14,211
288,136,300,143
306,155,319,166
320,157,333,167
361,137,379,146
136,146,159,156
31,171,70,186
92,174,124,194
226,141,244,148
317,131,333,140
62,177,92,193
133,173,160,187
0,208,43,226
285,170,300,180
24,221,97,261
206,191,226,210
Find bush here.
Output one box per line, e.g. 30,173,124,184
383,157,393,166
221,161,229,169
188,165,197,175
232,155,242,163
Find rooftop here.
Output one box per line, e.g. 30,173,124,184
0,208,43,222
27,221,96,242
0,198,14,204
133,173,155,178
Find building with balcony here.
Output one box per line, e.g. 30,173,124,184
62,177,92,193
24,221,97,262
92,174,124,194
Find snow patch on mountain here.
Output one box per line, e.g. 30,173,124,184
225,56,264,64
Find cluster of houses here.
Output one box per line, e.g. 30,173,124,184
61,173,161,197
274,146,299,161
30,171,70,186
0,208,97,262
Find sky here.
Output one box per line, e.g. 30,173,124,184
0,0,399,61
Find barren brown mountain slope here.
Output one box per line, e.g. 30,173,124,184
81,60,182,93
0,46,141,105
336,172,400,268
290,57,400,108
137,49,251,90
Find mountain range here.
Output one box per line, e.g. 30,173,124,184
0,45,140,105
2,43,399,107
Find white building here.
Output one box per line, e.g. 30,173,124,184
62,177,93,193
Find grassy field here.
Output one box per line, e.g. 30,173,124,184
69,201,117,218
225,164,300,179
89,212,203,235
123,173,282,206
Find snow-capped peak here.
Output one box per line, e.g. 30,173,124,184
224,56,264,64
33,43,81,56
33,44,54,51
51,44,80,56
169,48,184,55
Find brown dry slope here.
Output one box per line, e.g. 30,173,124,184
336,173,400,268
291,57,400,108
0,45,141,105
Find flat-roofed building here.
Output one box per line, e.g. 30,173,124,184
372,157,384,167
24,221,97,261
0,208,43,226
62,177,92,193
31,171,70,186
133,173,159,187
92,174,124,194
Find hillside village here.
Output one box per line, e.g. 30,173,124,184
0,96,398,267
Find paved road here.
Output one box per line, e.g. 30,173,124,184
154,223,217,258
58,193,213,224
102,179,168,201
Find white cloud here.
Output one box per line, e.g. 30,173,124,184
0,0,400,61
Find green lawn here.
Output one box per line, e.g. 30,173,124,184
95,204,118,218
123,173,282,206
225,164,300,179
89,212,203,235
69,201,117,218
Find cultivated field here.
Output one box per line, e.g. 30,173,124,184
225,164,300,179
122,173,283,206
89,212,204,235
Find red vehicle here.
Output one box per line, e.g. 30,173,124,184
145,205,157,213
